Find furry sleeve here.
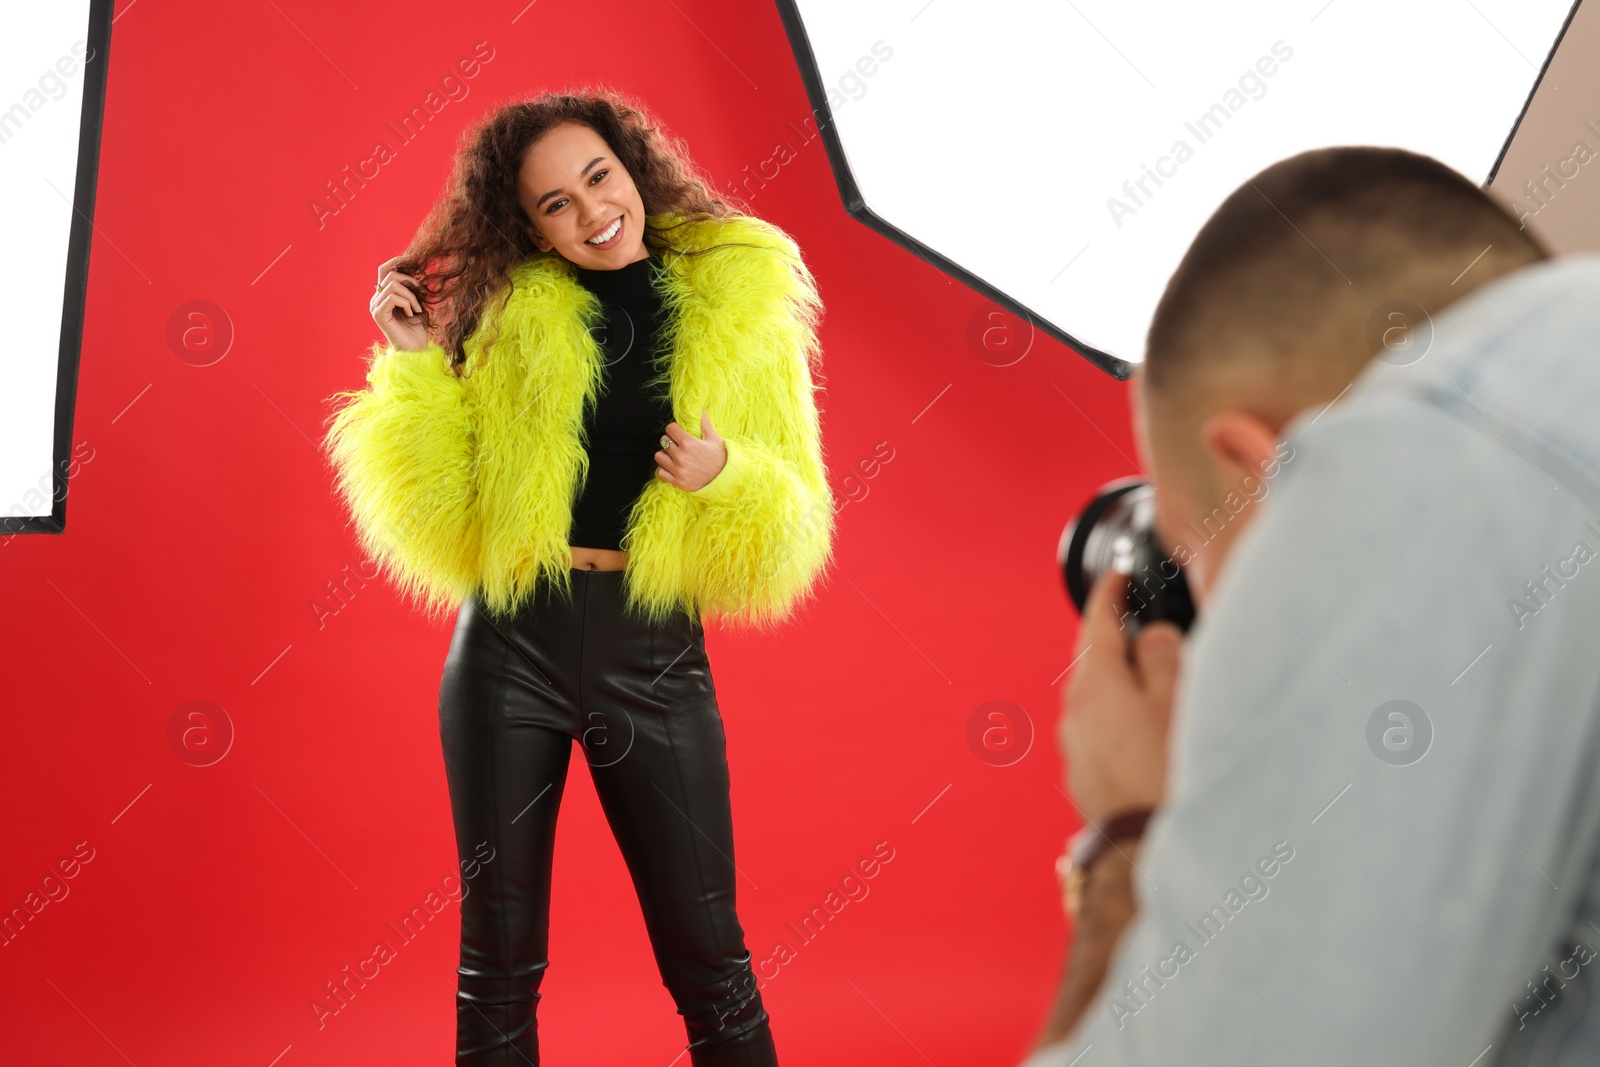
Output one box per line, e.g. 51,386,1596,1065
321,341,482,623
684,258,837,629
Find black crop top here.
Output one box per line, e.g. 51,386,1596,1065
568,252,675,551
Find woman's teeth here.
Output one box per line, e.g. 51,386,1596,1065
586,218,622,245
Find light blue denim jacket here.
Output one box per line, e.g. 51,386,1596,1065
1024,254,1600,1067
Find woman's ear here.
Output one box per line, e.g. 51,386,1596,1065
523,219,550,252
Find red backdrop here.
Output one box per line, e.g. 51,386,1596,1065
0,2,1138,1063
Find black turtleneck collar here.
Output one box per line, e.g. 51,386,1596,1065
574,251,664,304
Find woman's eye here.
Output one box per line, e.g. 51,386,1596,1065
545,171,607,214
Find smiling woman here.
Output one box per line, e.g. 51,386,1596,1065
321,88,834,1067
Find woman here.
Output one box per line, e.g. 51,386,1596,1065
321,90,835,1066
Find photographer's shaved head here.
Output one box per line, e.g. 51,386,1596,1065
1134,146,1550,602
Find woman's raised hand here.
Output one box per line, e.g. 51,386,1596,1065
371,255,430,352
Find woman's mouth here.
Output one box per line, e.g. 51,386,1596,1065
585,216,624,248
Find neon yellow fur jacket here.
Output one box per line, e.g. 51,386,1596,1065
320,211,836,631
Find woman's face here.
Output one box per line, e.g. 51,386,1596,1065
518,121,649,269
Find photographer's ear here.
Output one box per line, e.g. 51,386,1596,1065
1199,410,1281,489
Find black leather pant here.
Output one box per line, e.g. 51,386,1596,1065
438,568,777,1066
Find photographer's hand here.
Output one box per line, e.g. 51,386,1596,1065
1059,570,1183,826
1034,570,1184,1053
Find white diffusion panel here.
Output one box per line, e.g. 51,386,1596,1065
787,0,1575,370
1,2,96,524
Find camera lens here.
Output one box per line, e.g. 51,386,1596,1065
1058,478,1195,635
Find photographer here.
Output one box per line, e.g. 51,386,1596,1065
1027,146,1600,1066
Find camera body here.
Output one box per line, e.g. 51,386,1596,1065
1059,477,1196,637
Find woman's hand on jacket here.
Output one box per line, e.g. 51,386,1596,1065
371,255,431,354
656,408,728,492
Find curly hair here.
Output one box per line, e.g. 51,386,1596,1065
391,86,759,372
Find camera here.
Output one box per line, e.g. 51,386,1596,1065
1058,477,1196,637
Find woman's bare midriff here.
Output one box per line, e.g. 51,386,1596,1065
571,546,628,571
